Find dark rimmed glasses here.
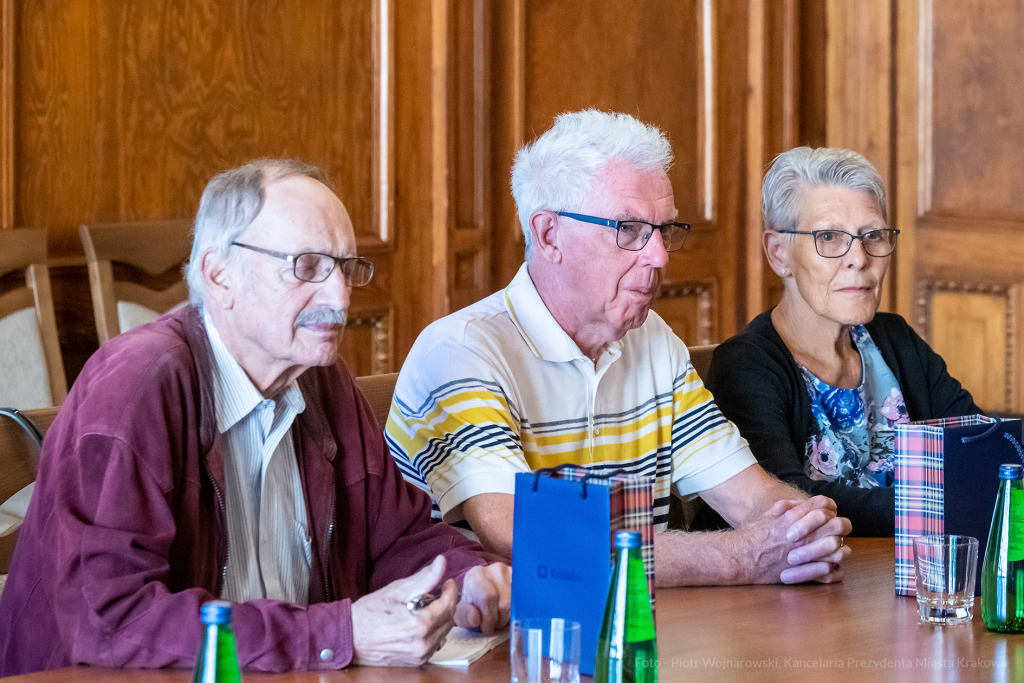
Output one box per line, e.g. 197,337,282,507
775,228,901,258
556,212,690,252
231,242,374,286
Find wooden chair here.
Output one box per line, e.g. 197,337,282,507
0,229,67,409
688,344,717,382
354,372,399,429
80,219,193,344
670,343,720,531
0,407,58,582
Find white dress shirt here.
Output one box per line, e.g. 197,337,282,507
204,312,310,605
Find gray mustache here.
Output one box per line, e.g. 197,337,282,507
295,308,347,327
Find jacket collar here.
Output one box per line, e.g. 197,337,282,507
502,263,623,364
179,306,337,475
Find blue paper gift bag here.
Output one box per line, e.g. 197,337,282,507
510,466,654,676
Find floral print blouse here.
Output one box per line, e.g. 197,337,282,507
801,325,909,488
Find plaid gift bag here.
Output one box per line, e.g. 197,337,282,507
511,464,654,675
895,415,1024,596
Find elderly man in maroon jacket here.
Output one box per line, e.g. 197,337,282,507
0,160,511,676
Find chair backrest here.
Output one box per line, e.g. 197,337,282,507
0,407,58,574
669,343,719,531
0,229,67,408
354,372,399,429
688,344,717,383
80,220,193,344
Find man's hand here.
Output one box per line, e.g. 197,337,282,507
772,496,851,583
455,562,512,635
351,555,457,666
736,495,851,585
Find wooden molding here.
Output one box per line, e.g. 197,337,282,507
660,281,717,347
348,308,394,376
894,0,924,320
509,0,526,246
0,0,13,230
372,0,395,247
915,278,1018,411
697,0,715,223
744,0,766,321
430,0,451,318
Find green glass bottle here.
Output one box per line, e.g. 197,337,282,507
982,463,1024,632
595,530,657,683
192,600,243,683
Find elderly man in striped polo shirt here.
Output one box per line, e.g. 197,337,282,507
387,110,852,587
0,160,510,677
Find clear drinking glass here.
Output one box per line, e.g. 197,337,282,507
510,618,581,683
913,534,979,625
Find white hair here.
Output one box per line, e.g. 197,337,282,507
510,109,674,259
184,159,326,305
761,146,886,233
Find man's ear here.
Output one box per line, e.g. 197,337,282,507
763,230,790,277
200,249,236,310
529,210,562,264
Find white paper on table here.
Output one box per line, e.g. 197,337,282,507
429,627,509,668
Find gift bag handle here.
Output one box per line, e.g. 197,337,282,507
960,416,1024,466
530,463,631,499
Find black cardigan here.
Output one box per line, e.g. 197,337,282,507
704,310,981,537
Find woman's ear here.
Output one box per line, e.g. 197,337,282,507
763,230,790,277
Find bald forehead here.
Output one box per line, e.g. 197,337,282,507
247,174,356,253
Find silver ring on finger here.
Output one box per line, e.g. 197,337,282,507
839,536,845,548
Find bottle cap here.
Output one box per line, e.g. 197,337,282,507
613,530,642,549
200,600,233,625
999,464,1024,480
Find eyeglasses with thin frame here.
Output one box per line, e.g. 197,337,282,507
556,212,690,252
231,242,374,286
775,228,901,258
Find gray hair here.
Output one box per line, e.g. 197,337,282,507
184,159,327,304
510,109,674,259
761,146,886,233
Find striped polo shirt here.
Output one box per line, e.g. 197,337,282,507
385,263,755,530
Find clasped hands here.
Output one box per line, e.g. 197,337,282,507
748,495,852,585
351,556,511,667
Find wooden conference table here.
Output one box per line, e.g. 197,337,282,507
7,538,1024,683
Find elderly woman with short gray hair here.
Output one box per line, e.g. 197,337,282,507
706,147,980,536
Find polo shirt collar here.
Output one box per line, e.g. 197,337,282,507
502,263,624,364
203,311,306,433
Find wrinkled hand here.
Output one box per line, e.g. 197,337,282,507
455,562,511,635
351,555,457,666
771,496,851,584
737,496,851,585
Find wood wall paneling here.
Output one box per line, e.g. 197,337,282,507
8,0,402,379
919,284,1018,413
448,0,490,314
1,0,12,229
930,0,1024,218
897,0,1024,412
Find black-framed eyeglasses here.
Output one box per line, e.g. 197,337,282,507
775,228,901,258
231,242,374,286
556,212,690,252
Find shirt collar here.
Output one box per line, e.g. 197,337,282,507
203,311,306,433
502,263,624,364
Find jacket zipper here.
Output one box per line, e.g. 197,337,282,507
204,457,230,594
323,476,335,603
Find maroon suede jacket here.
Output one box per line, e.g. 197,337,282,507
0,306,494,675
